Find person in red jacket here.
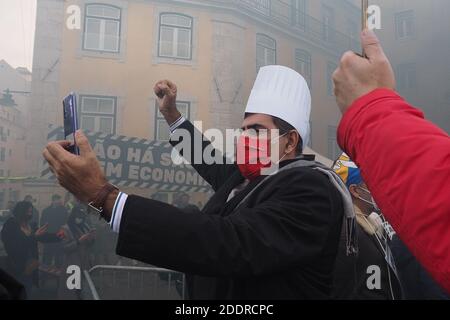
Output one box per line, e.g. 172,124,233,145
332,29,450,293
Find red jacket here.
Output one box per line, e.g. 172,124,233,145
337,88,450,294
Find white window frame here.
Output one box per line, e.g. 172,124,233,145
395,10,415,40
322,5,335,42
79,95,117,134
155,101,190,141
397,63,417,92
158,13,193,60
256,34,277,71
295,49,312,89
83,4,122,53
252,0,271,17
291,0,307,29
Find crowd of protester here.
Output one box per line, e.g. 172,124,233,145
0,191,199,299
0,193,114,299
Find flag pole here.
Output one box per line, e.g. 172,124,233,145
361,0,369,57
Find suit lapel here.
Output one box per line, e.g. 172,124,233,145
202,155,316,217
218,175,267,216
202,171,244,215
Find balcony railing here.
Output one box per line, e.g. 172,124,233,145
212,0,361,55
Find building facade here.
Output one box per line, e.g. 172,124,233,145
0,60,32,209
26,0,365,206
376,0,450,134
31,0,361,168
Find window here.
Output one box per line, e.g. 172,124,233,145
158,13,193,60
0,148,5,161
397,63,417,92
295,49,311,89
10,190,19,202
322,5,335,42
327,62,337,96
328,126,341,160
252,0,271,17
291,0,306,29
256,34,276,71
84,4,121,52
79,95,117,134
396,10,415,40
155,101,190,141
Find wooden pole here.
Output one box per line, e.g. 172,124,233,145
362,0,369,57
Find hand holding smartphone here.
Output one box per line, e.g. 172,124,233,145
63,92,80,155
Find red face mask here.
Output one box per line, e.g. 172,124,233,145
236,134,272,180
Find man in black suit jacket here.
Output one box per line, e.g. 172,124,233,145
43,66,351,299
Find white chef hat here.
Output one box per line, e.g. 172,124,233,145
245,65,311,149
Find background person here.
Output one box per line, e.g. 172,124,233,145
40,194,68,269
58,204,95,299
23,195,39,231
1,201,61,297
333,153,402,299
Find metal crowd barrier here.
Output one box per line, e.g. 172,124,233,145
82,265,186,300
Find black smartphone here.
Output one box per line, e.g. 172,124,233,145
62,92,80,155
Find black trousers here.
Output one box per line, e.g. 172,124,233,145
42,244,63,267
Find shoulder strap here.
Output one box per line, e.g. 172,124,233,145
232,157,358,255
